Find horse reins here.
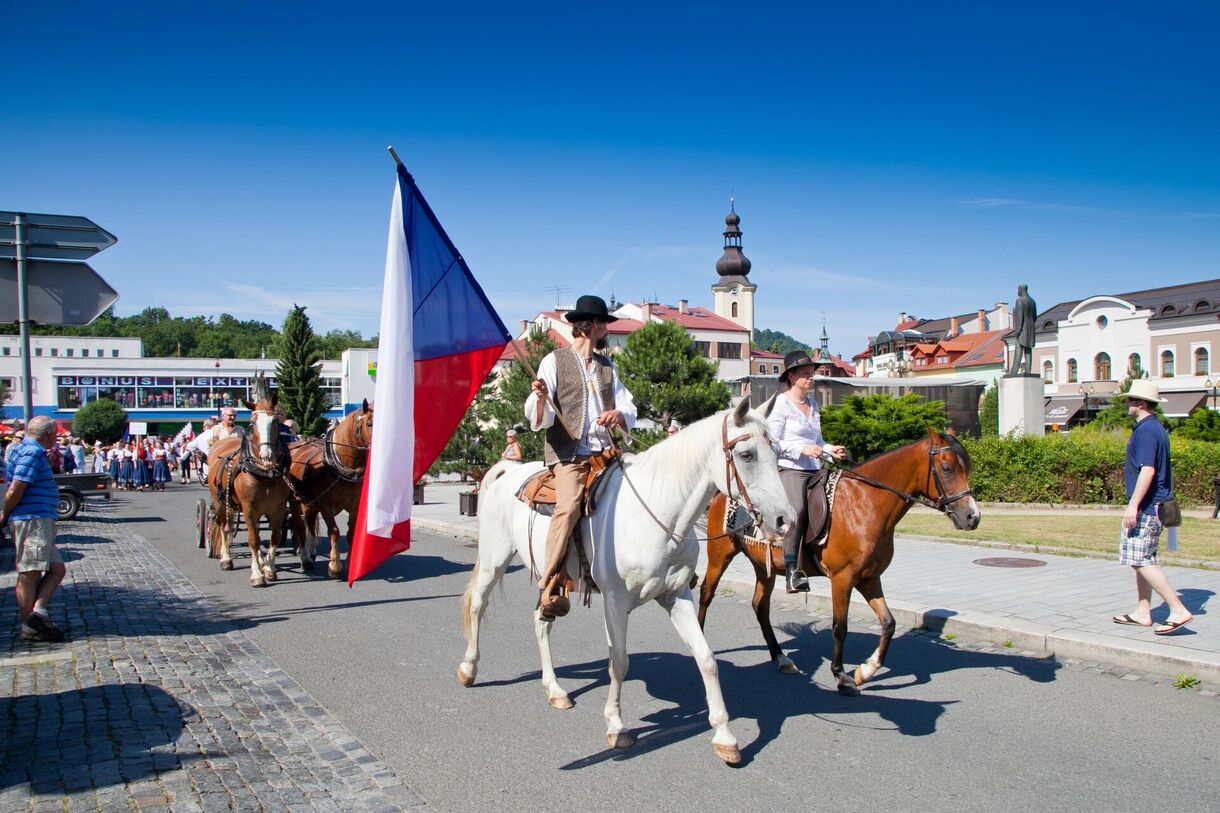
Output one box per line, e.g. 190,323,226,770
605,414,767,545
829,440,973,514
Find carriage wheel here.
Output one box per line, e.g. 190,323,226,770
196,499,208,549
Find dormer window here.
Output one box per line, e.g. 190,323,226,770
1161,304,1177,316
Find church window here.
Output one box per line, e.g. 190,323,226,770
731,302,738,318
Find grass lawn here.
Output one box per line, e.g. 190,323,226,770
895,513,1220,567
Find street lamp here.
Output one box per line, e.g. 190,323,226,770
1207,378,1218,411
1078,383,1096,421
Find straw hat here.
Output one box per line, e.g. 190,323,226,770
1122,379,1166,404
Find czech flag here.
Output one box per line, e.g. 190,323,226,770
347,161,511,585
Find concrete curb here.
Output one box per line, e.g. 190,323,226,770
413,514,1219,685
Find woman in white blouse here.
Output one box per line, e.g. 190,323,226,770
766,351,849,593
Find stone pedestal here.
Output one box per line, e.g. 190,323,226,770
999,375,1045,437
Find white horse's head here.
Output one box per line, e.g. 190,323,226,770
713,397,794,540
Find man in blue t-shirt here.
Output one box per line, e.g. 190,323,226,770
1112,380,1193,635
1,416,66,643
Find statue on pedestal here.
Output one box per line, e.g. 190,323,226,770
1006,284,1038,376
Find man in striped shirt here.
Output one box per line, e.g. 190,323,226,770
2,416,66,643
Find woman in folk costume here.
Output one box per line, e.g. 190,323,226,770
151,440,171,491
106,443,122,485
118,442,134,489
131,440,149,491
767,350,850,593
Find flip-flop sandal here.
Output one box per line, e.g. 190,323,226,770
1112,614,1151,627
1154,618,1192,635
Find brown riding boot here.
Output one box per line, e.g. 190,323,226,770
539,574,571,621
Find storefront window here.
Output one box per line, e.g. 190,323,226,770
96,376,137,408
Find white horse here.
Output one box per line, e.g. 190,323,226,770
458,398,794,764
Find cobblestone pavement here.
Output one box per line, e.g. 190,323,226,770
0,505,426,812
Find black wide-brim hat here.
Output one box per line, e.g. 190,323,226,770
566,294,619,323
779,350,817,382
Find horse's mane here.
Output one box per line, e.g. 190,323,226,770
853,430,970,474
628,407,765,498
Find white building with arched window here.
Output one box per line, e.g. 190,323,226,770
1012,279,1220,426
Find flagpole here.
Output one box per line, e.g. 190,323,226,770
387,145,404,167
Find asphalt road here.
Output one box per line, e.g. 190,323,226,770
98,485,1216,812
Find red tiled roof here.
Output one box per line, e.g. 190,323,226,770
498,331,564,362
643,304,747,333
606,318,646,334
751,349,785,360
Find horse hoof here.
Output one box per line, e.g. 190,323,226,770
712,743,742,765
252,578,266,588
548,695,574,710
777,657,801,675
329,569,344,581
220,560,234,571
264,572,277,582
607,731,635,750
457,666,476,687
836,677,861,697
302,561,314,572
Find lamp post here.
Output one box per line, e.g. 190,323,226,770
1207,378,1218,411
1078,383,1096,422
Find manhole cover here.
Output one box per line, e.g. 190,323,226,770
973,557,1047,568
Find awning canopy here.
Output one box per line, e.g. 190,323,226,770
1045,396,1084,425
1161,390,1207,418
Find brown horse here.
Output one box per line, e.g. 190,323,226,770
207,395,294,587
286,401,373,579
698,429,980,695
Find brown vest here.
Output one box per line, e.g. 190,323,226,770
545,348,616,466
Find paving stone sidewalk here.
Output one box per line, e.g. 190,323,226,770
0,506,426,812
414,481,1219,685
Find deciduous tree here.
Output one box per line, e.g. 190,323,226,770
72,398,128,443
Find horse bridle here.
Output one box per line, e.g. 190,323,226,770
835,439,973,514
721,413,763,520
322,415,370,483
606,413,766,544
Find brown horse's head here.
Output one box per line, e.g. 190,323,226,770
242,393,281,463
341,399,374,449
926,427,979,530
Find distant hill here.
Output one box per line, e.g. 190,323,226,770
0,306,377,359
753,328,811,356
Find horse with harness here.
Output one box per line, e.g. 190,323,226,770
285,400,374,579
205,395,296,587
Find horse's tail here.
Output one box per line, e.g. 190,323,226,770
460,558,481,645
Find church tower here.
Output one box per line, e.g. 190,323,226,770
711,199,757,337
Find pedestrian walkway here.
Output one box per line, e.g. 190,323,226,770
0,507,426,812
414,481,1220,685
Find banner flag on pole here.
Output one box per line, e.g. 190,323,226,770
347,163,511,585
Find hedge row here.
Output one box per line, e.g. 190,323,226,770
960,432,1220,505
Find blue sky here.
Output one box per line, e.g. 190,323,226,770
6,2,1218,358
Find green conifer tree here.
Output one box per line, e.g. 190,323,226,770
274,305,327,437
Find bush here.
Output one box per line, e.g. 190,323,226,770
72,398,128,443
960,431,1220,505
821,393,948,461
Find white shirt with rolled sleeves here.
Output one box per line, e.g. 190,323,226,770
524,350,638,456
767,395,829,472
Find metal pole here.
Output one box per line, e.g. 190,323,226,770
14,213,35,424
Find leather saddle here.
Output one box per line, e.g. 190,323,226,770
516,449,621,517
801,467,834,548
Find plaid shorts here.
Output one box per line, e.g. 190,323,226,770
1118,512,1162,566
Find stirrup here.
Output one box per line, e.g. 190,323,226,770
785,565,810,594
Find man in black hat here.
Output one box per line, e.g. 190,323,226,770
525,295,637,620
769,350,849,592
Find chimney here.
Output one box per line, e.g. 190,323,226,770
678,299,688,315
949,316,959,338
642,302,653,322
977,309,986,332
519,320,530,336
994,302,1010,328
899,311,908,325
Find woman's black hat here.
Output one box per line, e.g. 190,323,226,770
566,295,619,323
779,350,817,382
